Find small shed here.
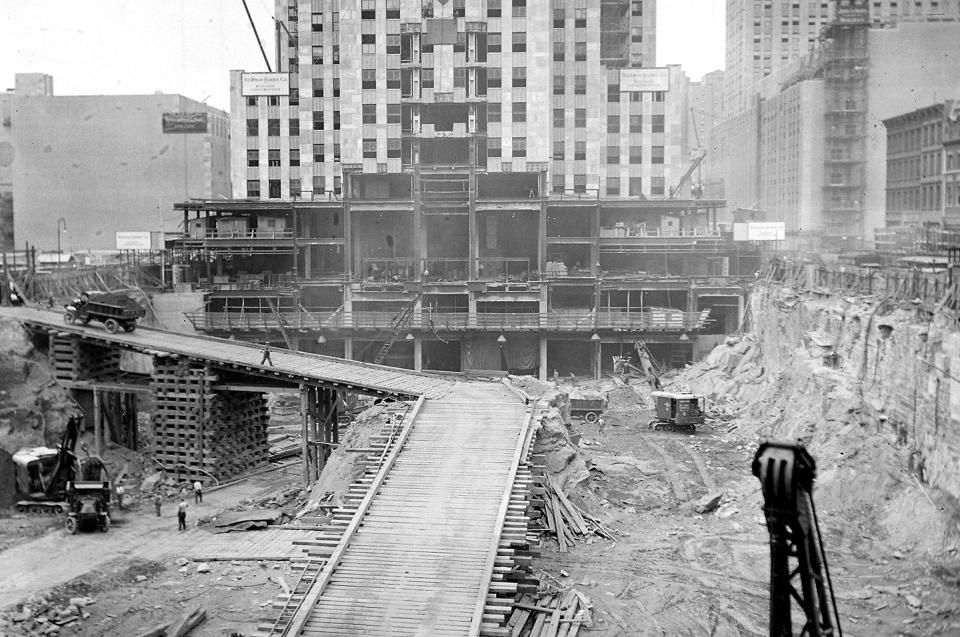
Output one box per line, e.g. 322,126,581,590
0,447,14,510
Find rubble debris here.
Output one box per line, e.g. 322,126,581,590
693,491,724,514
133,606,206,637
505,589,593,636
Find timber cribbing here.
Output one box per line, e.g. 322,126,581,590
0,307,453,398
263,383,536,637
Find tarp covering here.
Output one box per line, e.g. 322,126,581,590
462,333,538,372
11,447,58,468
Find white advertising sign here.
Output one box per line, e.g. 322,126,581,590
734,222,786,241
241,72,290,96
116,231,152,250
619,67,670,92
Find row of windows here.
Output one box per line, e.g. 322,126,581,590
551,176,663,196
550,142,663,163
247,177,341,199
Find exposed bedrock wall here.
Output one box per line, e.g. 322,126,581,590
686,283,960,503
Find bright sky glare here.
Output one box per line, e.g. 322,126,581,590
1,0,726,111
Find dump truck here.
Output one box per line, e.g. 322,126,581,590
64,480,111,533
569,395,607,424
64,291,146,333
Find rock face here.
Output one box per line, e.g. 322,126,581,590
678,283,960,555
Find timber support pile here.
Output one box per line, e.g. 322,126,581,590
48,334,122,381
151,358,268,480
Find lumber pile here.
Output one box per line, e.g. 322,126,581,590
533,475,616,551
49,334,122,381
151,359,268,480
504,590,593,637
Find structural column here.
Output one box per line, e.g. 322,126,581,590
538,336,548,381
300,384,310,485
92,389,102,458
413,336,423,372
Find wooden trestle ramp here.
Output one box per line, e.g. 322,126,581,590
0,307,452,398
260,382,539,637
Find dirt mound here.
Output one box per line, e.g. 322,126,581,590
605,384,645,413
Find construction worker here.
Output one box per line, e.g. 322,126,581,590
177,500,188,531
115,485,125,510
260,342,274,366
597,416,606,435
154,492,163,517
193,479,203,504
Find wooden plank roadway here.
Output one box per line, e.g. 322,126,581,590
0,307,453,399
291,383,530,637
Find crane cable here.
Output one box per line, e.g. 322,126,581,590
240,0,272,72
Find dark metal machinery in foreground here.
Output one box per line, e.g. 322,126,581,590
753,440,842,637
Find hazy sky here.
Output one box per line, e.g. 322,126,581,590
1,0,726,111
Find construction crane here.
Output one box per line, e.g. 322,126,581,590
669,108,707,199
753,440,842,637
373,291,424,365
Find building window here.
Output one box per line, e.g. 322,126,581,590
290,148,300,166
513,0,526,18
290,178,301,198
268,179,281,198
574,109,586,128
575,75,586,94
268,149,281,167
488,68,502,88
333,111,340,130
512,32,526,52
247,149,259,167
311,12,322,31
289,88,299,106
553,74,565,94
422,68,435,89
363,138,377,159
553,141,565,160
453,0,465,17
629,177,642,196
267,119,280,136
512,137,526,157
554,109,564,128
513,102,526,123
651,176,665,196
607,84,620,103
387,103,401,124
574,141,586,160
312,77,324,97
246,119,259,136
289,118,300,136
312,46,323,64
387,69,401,90
247,180,260,198
512,67,526,87
333,143,341,161
553,41,565,61
313,111,324,130
607,116,619,133
313,143,324,162
488,33,501,53
334,176,342,195
363,104,377,124
574,8,586,28
247,96,257,106
630,114,642,133
333,78,340,97
606,145,620,164
607,176,620,196
651,146,664,164
575,42,586,61
574,174,586,193
488,0,501,18
387,138,401,158
386,34,400,55
553,8,565,27
652,114,664,133
488,138,502,157
362,69,377,89
454,67,466,88
629,145,642,164
488,104,501,123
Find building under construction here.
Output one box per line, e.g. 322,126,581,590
170,186,758,378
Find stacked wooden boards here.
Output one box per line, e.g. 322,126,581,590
150,358,268,480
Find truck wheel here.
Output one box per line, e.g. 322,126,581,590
65,517,78,535
81,318,91,325
123,323,135,332
584,412,598,424
100,515,110,533
104,319,119,333
64,312,76,325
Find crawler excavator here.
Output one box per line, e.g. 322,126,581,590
753,440,842,637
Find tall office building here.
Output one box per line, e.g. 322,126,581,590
232,0,679,201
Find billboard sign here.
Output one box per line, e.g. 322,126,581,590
733,222,786,242
619,67,670,92
835,0,870,25
116,231,152,250
241,72,290,96
162,112,208,133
